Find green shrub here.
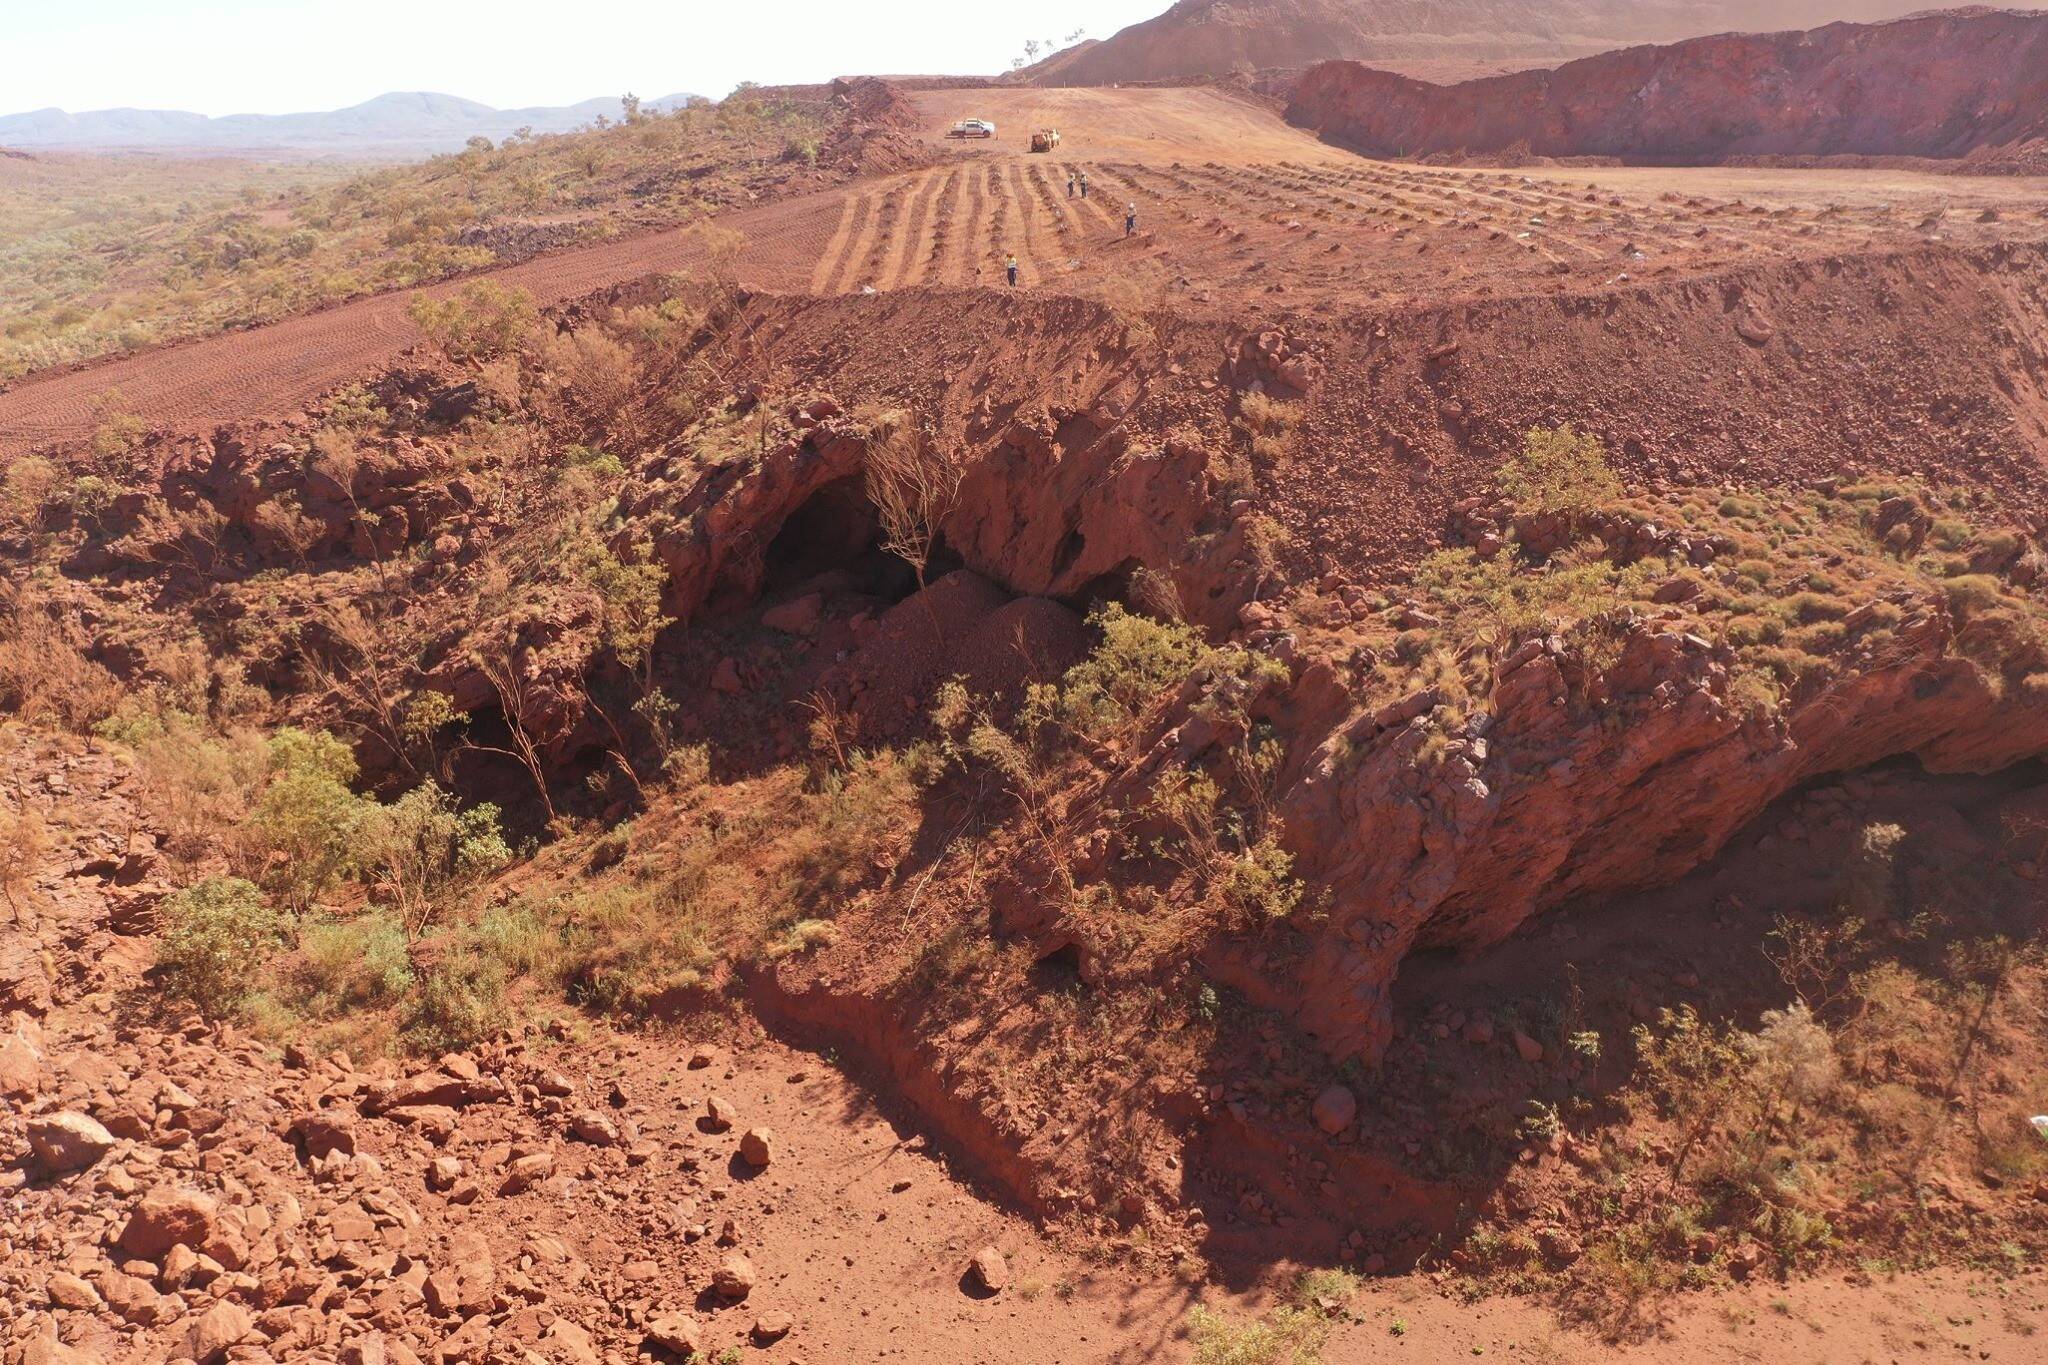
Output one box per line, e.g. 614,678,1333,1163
360,781,511,937
763,917,838,960
547,883,716,1013
1219,837,1305,926
294,910,413,1012
1187,1303,1332,1365
403,948,507,1051
1942,575,2005,620
1059,603,1213,736
1498,424,1622,513
407,279,538,362
157,877,288,1015
251,727,371,913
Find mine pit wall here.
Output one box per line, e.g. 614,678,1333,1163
1280,11,2048,164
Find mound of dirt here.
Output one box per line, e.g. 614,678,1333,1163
1023,0,2036,87
1287,8,2048,163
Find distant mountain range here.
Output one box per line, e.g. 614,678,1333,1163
0,91,700,156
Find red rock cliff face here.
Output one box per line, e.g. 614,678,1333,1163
1270,611,2048,1063
1286,9,2048,162
1028,1,2039,87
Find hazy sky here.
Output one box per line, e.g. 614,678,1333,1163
9,1,1168,115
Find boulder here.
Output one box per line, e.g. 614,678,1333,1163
738,1127,774,1168
27,1112,115,1174
290,1109,358,1160
969,1245,1009,1293
119,1186,220,1258
18,1330,103,1365
1311,1085,1357,1135
423,1232,495,1318
569,1110,619,1146
180,1299,251,1365
500,1152,555,1194
543,1319,599,1365
0,1032,44,1098
762,593,824,635
372,1069,500,1113
713,1253,755,1301
646,1314,702,1355
46,1272,103,1310
751,1312,794,1343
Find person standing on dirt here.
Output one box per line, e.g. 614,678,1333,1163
1079,170,1089,199
1125,203,1138,237
1006,253,1019,288
1067,171,1076,198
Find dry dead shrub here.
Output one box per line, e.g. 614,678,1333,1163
115,714,268,869
0,804,51,921
536,326,644,447
0,587,122,733
858,406,965,601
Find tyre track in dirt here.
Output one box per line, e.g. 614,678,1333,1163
927,165,973,286
1004,163,1048,289
809,192,863,294
898,167,955,288
874,168,946,291
821,185,882,295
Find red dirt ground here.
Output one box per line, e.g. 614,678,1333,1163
8,728,2044,1364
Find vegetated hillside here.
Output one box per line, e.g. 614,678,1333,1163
0,89,859,383
4,247,2048,1323
1286,8,2048,163
1024,0,2048,85
0,90,700,156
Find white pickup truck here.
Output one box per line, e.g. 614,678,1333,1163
948,118,997,139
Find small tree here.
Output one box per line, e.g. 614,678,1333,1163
0,805,50,923
1,457,61,560
250,728,371,914
566,534,675,794
360,782,510,939
157,877,287,1016
474,641,564,823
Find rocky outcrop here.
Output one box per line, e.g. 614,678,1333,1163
1025,1,2001,87
1287,9,2048,164
1263,592,2048,1062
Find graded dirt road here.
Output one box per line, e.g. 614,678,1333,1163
4,85,2046,452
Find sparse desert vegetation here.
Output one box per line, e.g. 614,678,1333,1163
0,93,833,380
4,10,2048,1363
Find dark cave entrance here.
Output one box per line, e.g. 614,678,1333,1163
756,474,963,605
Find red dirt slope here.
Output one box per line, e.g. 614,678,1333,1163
1025,1,2045,87
1287,8,2048,163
